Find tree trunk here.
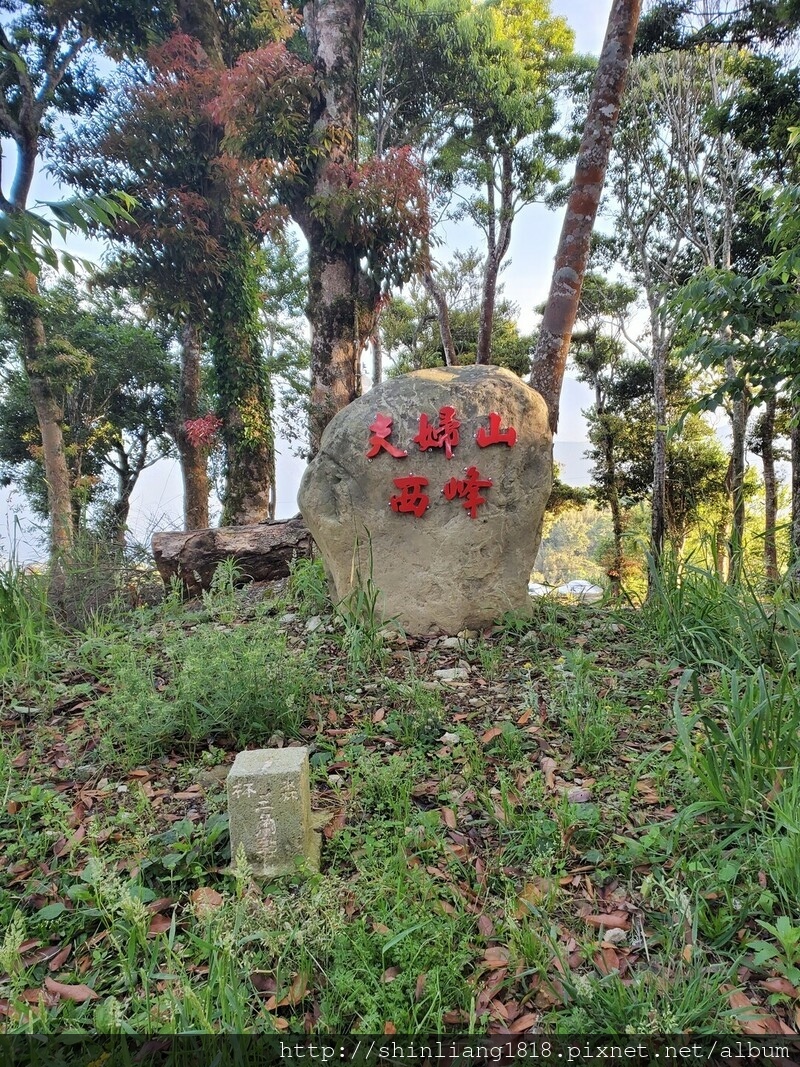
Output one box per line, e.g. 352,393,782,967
8,275,74,555
175,322,210,530
761,390,778,586
178,0,275,524
422,270,458,366
476,250,501,366
727,356,749,584
604,427,624,595
211,241,276,526
650,337,668,576
372,326,383,386
299,0,369,454
791,391,800,582
4,117,75,557
476,148,513,366
530,0,642,432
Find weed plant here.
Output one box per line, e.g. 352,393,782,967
90,619,318,768
288,556,329,617
550,649,615,765
0,562,50,684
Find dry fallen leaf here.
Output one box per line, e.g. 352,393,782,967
508,1012,538,1033
724,986,784,1034
147,914,173,936
583,912,630,931
478,914,494,938
517,878,556,916
190,887,224,915
540,757,557,790
760,977,799,998
43,977,98,1003
47,945,72,973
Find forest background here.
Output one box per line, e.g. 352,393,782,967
1,0,797,597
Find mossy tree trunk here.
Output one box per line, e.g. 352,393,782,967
176,0,275,524
298,0,370,454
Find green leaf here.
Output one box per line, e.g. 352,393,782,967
37,902,67,920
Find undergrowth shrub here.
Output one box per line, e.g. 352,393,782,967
92,620,319,768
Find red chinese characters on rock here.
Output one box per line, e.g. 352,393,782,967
366,412,408,459
443,466,493,519
476,411,517,449
390,475,430,518
414,406,461,459
365,407,512,517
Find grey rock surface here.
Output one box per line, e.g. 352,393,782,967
227,747,320,879
298,365,552,634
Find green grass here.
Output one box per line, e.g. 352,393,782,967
0,562,51,684
1,557,800,1035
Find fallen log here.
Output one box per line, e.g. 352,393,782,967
152,515,313,596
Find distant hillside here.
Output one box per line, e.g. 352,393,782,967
553,440,592,487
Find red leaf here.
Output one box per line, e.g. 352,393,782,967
441,807,457,830
481,727,503,745
44,977,98,1003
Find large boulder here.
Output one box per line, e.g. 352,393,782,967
298,365,552,634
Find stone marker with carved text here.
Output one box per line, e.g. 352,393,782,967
298,365,552,634
227,748,321,878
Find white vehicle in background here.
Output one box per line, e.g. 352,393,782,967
557,579,604,602
528,578,605,603
527,581,553,597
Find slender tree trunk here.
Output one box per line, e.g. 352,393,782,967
761,390,778,586
422,270,458,366
727,356,749,584
175,323,210,530
372,327,383,386
476,148,513,366
605,446,624,594
791,391,800,585
7,276,74,555
650,336,668,576
530,0,642,432
476,250,501,366
299,0,369,454
5,123,75,557
110,451,133,550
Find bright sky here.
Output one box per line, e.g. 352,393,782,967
0,0,610,560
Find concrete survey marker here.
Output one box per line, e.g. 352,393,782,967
227,747,321,878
